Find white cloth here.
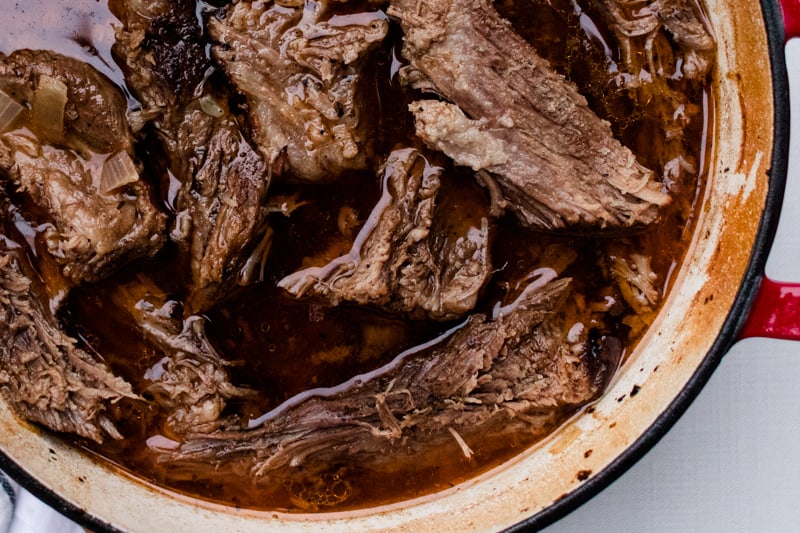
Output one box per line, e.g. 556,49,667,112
0,471,82,533
0,471,17,533
7,488,83,533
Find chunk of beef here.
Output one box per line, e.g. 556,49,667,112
0,253,135,443
112,278,254,435
0,49,130,154
279,148,491,320
168,111,272,311
596,0,715,81
164,274,620,476
208,0,389,181
109,0,210,127
112,0,272,310
592,0,714,193
0,50,167,285
387,0,670,230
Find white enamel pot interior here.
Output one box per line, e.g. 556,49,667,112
0,0,792,531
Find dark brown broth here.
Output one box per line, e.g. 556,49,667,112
0,0,713,512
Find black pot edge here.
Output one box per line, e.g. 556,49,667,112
0,3,791,533
506,1,792,531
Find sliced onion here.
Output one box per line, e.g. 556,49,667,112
100,151,140,194
0,89,24,132
32,75,68,142
198,94,224,118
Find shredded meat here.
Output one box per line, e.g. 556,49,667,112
112,278,254,435
592,0,714,195
208,0,388,181
0,252,135,443
163,274,620,476
596,0,715,81
388,0,670,230
608,251,659,315
279,148,491,320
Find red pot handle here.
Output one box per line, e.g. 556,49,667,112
739,278,800,340
740,0,800,339
782,0,800,40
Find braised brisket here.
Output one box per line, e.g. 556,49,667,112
0,0,702,493
279,148,491,320
388,0,670,230
166,275,620,475
208,0,389,181
0,50,167,285
0,253,135,443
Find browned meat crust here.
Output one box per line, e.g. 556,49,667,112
109,0,211,119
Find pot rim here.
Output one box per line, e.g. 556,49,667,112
506,0,793,530
0,2,792,532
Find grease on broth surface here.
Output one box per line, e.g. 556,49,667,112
0,0,713,512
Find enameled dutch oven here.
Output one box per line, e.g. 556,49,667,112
1,0,799,531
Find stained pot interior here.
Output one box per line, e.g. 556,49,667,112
0,0,780,531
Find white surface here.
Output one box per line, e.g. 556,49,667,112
6,490,82,533
544,38,800,533
0,473,16,533
3,27,799,533
544,340,800,532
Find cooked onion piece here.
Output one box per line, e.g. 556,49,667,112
100,150,140,194
32,74,68,142
0,89,24,132
198,94,225,118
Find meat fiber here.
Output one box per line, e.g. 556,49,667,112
208,0,388,181
596,0,715,81
164,274,620,477
591,0,714,195
111,0,272,310
0,252,135,443
388,0,671,230
0,50,167,285
110,277,254,435
279,148,491,320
